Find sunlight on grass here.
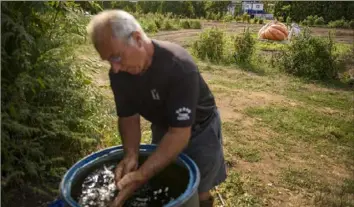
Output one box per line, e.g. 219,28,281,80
246,106,353,144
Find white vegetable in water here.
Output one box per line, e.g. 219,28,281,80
78,164,175,207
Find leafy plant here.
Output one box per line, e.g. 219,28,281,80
189,20,202,29
180,19,191,29
192,27,225,63
277,28,343,80
328,18,350,28
233,27,255,63
314,16,325,26
1,1,117,205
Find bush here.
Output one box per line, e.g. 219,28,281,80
242,12,250,23
189,20,202,29
233,27,255,63
259,19,264,24
223,14,234,22
253,18,259,24
350,20,354,29
306,15,315,26
314,16,325,26
141,20,159,33
328,19,350,28
277,28,342,80
161,19,178,30
180,20,191,29
1,2,118,204
192,27,225,63
286,16,292,25
235,16,242,22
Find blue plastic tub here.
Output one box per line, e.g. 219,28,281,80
51,144,200,207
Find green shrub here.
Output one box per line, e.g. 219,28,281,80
253,18,259,24
141,20,159,33
192,27,225,63
161,19,179,30
259,19,264,24
1,2,118,204
277,28,342,80
300,20,308,26
180,20,191,29
314,16,325,26
223,14,234,22
233,27,255,63
242,12,250,23
306,15,315,26
235,16,242,22
286,16,292,25
189,20,202,29
328,19,350,28
350,20,354,29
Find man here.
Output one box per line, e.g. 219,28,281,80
87,10,227,207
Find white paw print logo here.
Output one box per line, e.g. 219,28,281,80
176,107,191,121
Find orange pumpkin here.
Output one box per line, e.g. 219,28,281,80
258,21,289,41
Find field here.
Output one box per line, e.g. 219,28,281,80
79,21,354,207
3,3,354,206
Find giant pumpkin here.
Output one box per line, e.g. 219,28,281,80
258,21,289,41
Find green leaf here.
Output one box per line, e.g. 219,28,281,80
37,77,45,88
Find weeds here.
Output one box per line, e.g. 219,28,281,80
234,27,256,64
192,27,225,63
276,28,344,80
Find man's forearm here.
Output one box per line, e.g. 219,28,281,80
118,114,141,157
139,127,191,179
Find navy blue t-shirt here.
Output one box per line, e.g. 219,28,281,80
109,39,216,129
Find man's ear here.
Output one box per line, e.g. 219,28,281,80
131,31,143,47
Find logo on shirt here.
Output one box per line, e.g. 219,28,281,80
176,107,191,121
151,89,160,100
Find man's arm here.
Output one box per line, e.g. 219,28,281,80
118,114,141,157
139,126,191,179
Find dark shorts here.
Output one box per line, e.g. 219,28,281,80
151,108,227,192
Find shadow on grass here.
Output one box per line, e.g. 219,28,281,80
235,62,267,76
298,77,354,92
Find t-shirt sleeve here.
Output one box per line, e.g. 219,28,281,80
109,74,137,117
166,66,199,128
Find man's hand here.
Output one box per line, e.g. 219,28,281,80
110,170,147,207
114,154,138,187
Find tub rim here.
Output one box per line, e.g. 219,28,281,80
59,144,200,207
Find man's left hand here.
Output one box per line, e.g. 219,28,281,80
110,170,148,207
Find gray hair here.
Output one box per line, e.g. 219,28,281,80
87,9,149,46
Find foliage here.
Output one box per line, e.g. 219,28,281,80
274,2,354,23
242,12,250,23
190,20,202,29
223,14,234,22
97,1,231,19
180,19,191,29
136,13,201,33
328,19,351,29
192,27,225,63
258,19,264,24
1,1,116,204
314,16,325,26
276,28,343,80
233,27,255,63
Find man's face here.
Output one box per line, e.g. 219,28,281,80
96,30,147,75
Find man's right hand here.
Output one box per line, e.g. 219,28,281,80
114,154,139,186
